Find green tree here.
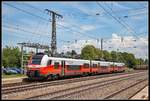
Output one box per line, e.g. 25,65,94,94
117,52,124,62
125,53,137,68
81,45,97,60
2,46,21,67
136,58,145,65
103,50,111,61
80,45,144,69
144,59,148,64
94,48,102,59
111,51,117,61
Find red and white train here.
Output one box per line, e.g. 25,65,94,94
27,53,126,80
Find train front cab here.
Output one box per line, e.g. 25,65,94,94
27,53,46,80
27,54,62,80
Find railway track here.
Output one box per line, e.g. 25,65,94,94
26,72,147,100
2,72,126,88
2,70,144,88
104,79,148,99
2,71,146,95
2,81,30,88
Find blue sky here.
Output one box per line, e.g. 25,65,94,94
2,1,148,59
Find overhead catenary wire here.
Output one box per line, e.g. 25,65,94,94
3,18,92,46
3,25,64,48
4,2,99,40
105,3,147,39
96,2,141,39
123,12,148,17
4,2,147,41
2,24,81,46
4,3,125,40
2,25,50,45
2,24,50,37
104,6,141,41
2,26,46,45
5,3,138,43
3,2,146,57
3,3,50,22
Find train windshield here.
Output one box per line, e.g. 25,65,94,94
31,54,44,65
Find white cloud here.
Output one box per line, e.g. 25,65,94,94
58,33,148,59
113,2,130,9
80,25,96,31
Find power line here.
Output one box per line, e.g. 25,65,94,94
4,2,147,41
4,3,99,40
2,19,51,39
21,2,90,30
2,25,69,48
2,27,46,44
2,24,50,37
4,3,95,39
105,4,147,18
105,4,146,39
3,20,90,44
3,1,139,48
109,7,146,14
15,2,100,39
2,24,80,46
3,3,50,22
96,2,141,39
21,2,44,13
2,31,42,42
123,12,147,17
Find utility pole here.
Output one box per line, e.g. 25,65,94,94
45,9,63,57
116,48,119,62
101,38,103,60
21,45,23,74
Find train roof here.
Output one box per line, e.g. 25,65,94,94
44,55,125,65
47,56,90,62
114,62,125,66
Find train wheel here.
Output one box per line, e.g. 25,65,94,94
82,72,86,77
47,75,53,80
54,74,59,80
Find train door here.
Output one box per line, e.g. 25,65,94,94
61,61,65,76
90,60,92,73
98,63,100,73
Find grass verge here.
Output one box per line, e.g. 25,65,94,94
2,74,27,79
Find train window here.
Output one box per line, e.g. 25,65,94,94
54,62,59,69
93,64,97,68
83,63,89,68
31,54,43,65
31,59,41,65
101,66,107,68
67,65,81,70
47,60,51,66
